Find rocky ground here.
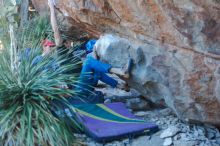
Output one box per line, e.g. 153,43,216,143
74,81,220,146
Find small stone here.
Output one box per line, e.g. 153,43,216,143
87,141,100,146
179,133,189,141
160,126,180,138
126,98,151,111
194,130,199,137
161,124,169,130
163,138,172,146
147,136,151,140
156,121,162,125
211,142,220,146
122,139,129,145
206,127,218,138
207,131,215,139
173,140,198,146
196,126,205,134
134,111,148,117
199,141,207,146
111,141,121,146
173,135,180,141
216,137,220,145
205,140,213,146
171,118,179,124
216,132,220,137
159,108,173,117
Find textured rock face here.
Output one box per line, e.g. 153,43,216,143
95,34,220,126
32,0,220,126
33,0,220,53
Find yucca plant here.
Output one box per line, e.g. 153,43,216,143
0,17,82,146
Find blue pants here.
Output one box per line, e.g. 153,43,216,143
78,56,118,94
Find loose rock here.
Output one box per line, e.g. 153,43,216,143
160,126,180,138
134,111,149,117
173,140,198,146
163,138,172,146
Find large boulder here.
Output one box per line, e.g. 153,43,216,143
95,34,220,126
32,0,220,52
32,0,220,126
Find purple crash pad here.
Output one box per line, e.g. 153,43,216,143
74,102,159,142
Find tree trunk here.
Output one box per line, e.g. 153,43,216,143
20,0,29,27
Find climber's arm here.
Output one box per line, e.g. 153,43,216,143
48,0,63,46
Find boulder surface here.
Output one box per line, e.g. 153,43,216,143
32,0,220,126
